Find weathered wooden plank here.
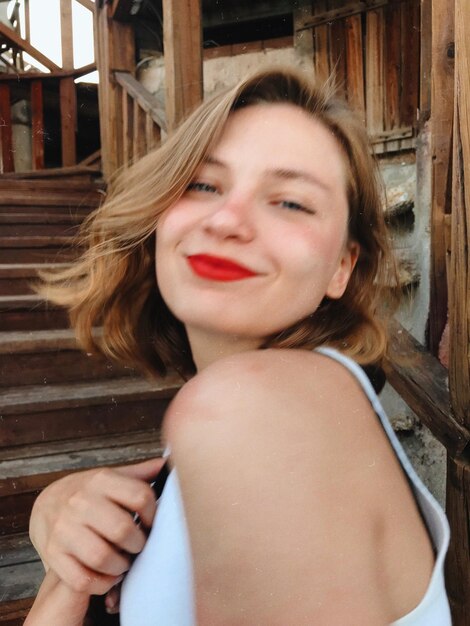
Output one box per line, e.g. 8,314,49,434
345,15,365,116
384,319,470,457
428,0,454,354
30,80,44,171
0,64,96,81
133,100,146,162
0,22,60,71
59,77,77,166
384,3,401,151
121,88,132,168
94,6,134,180
445,456,470,625
297,0,405,31
24,0,31,43
75,0,94,12
60,0,74,69
312,0,329,83
449,0,470,428
329,14,347,96
400,0,420,128
419,0,432,123
365,9,385,143
162,0,203,132
0,83,14,173
145,112,160,151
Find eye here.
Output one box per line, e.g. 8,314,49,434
279,199,314,214
186,181,218,194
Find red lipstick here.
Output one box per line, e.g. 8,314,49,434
187,254,258,281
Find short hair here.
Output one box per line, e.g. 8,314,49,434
38,67,397,378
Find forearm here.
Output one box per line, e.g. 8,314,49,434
24,571,89,626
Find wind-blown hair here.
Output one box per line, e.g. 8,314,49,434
37,67,397,378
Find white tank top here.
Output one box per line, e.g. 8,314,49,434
120,348,451,625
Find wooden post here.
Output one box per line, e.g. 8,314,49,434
59,0,76,166
60,78,77,166
428,0,454,354
162,0,203,133
30,80,44,170
94,3,134,180
445,4,470,620
24,0,31,43
0,83,14,173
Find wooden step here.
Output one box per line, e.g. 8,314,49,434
0,190,102,208
0,238,79,264
0,328,136,386
0,263,71,296
0,430,167,536
0,213,81,238
0,295,69,330
0,534,42,625
0,374,182,448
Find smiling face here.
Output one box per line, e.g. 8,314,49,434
156,104,359,359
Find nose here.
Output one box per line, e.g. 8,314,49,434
201,194,256,242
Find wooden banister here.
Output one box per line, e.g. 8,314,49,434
114,71,166,131
0,64,97,81
384,318,470,457
112,71,166,170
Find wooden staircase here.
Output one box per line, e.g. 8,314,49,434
0,171,180,624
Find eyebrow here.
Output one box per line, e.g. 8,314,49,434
202,157,331,193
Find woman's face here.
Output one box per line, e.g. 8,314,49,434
156,103,359,346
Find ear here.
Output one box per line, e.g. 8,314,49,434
325,241,360,300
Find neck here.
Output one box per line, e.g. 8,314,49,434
186,327,262,371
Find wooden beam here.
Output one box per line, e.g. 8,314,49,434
60,0,74,69
75,0,95,12
162,0,203,133
59,77,77,166
428,0,455,354
446,455,470,625
445,6,470,619
24,0,31,43
94,3,134,180
30,80,44,170
296,0,405,31
0,63,96,81
384,319,470,457
0,84,14,173
0,22,60,71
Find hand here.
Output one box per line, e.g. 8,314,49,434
24,569,90,626
29,458,166,595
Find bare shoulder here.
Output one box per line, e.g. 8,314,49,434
164,349,432,624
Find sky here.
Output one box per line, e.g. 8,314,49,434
10,0,96,81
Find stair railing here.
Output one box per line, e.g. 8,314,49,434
112,71,166,170
0,64,96,173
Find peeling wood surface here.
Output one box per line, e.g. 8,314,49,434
429,0,454,354
384,319,469,457
163,0,203,132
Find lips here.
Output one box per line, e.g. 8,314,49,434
187,254,258,281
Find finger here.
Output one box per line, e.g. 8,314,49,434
51,552,122,596
83,496,148,554
114,457,167,481
83,469,158,528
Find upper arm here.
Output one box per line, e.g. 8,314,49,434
164,350,392,625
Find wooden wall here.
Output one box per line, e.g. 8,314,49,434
297,0,420,153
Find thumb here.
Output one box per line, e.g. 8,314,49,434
115,456,167,481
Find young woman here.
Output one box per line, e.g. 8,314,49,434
26,67,450,625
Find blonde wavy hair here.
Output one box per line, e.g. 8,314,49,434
38,67,397,378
